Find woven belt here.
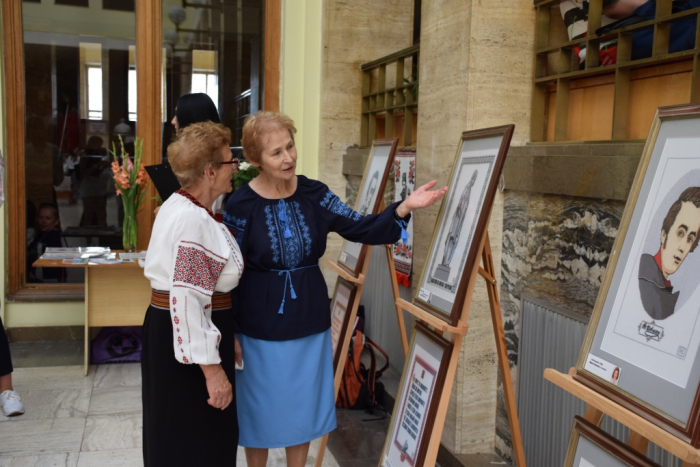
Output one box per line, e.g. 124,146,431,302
151,289,232,311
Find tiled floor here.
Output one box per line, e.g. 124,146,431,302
0,363,339,467
3,342,510,467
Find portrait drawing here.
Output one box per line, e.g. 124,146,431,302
638,187,700,321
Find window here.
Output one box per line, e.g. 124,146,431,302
86,65,103,120
3,0,279,299
129,68,137,121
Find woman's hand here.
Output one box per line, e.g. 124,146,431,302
396,180,448,218
234,336,243,367
199,364,233,410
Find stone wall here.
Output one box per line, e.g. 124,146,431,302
318,0,415,289
416,0,536,455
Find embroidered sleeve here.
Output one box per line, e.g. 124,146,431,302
319,188,411,245
170,226,227,365
223,212,247,249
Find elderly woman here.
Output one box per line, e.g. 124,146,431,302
223,111,446,466
142,122,243,465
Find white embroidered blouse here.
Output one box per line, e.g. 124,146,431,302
144,192,243,365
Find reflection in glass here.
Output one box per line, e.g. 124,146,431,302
22,1,136,284
162,1,264,159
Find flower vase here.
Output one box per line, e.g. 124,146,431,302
122,209,138,252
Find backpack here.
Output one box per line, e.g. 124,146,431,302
336,330,389,414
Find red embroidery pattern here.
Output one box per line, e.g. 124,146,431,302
183,356,189,363
204,304,211,309
176,189,218,221
174,316,180,325
173,245,225,292
172,297,177,305
177,336,183,345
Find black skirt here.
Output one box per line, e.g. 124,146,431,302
141,304,238,466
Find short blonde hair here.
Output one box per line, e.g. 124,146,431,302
167,122,231,188
241,111,297,164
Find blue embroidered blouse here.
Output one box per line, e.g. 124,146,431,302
223,175,409,341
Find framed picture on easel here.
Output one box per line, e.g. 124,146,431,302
563,417,660,467
338,138,399,276
379,322,453,467
575,104,700,446
330,277,357,371
414,125,514,326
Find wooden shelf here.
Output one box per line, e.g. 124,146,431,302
544,368,700,464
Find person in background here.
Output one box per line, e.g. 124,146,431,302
0,315,23,418
155,93,232,217
224,111,447,467
0,148,24,418
142,122,243,465
25,116,63,221
171,93,220,133
26,203,65,283
79,136,109,227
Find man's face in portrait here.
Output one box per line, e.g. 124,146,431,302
660,201,700,278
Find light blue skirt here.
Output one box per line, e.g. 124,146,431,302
236,329,337,448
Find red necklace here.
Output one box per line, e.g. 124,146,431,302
175,189,219,222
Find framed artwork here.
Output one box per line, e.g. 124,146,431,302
563,417,660,467
338,138,399,276
575,104,700,445
380,322,453,467
414,125,514,325
330,277,357,371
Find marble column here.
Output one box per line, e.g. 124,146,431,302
318,0,415,288
416,0,535,456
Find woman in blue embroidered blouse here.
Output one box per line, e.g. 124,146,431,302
224,111,446,467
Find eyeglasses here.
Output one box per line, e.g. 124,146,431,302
220,158,239,166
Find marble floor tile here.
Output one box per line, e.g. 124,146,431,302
76,449,142,467
0,389,91,423
87,387,141,416
81,414,142,452
0,452,80,467
0,419,86,457
92,364,141,389
10,367,95,392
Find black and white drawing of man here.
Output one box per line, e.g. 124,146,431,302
639,187,700,320
434,170,478,282
359,171,379,216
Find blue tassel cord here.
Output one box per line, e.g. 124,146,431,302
277,199,293,239
271,264,318,314
395,220,409,242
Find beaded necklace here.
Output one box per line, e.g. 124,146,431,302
175,189,219,222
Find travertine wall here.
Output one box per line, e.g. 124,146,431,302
318,0,415,288
416,0,535,455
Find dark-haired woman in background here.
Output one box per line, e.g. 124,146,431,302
171,92,220,133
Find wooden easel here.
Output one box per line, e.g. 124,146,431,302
392,232,527,467
312,245,372,467
546,368,700,466
314,199,409,467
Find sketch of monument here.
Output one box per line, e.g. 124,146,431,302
434,170,478,282
359,171,379,216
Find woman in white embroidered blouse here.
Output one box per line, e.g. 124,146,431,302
142,122,243,466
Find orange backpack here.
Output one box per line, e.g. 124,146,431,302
336,330,389,411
